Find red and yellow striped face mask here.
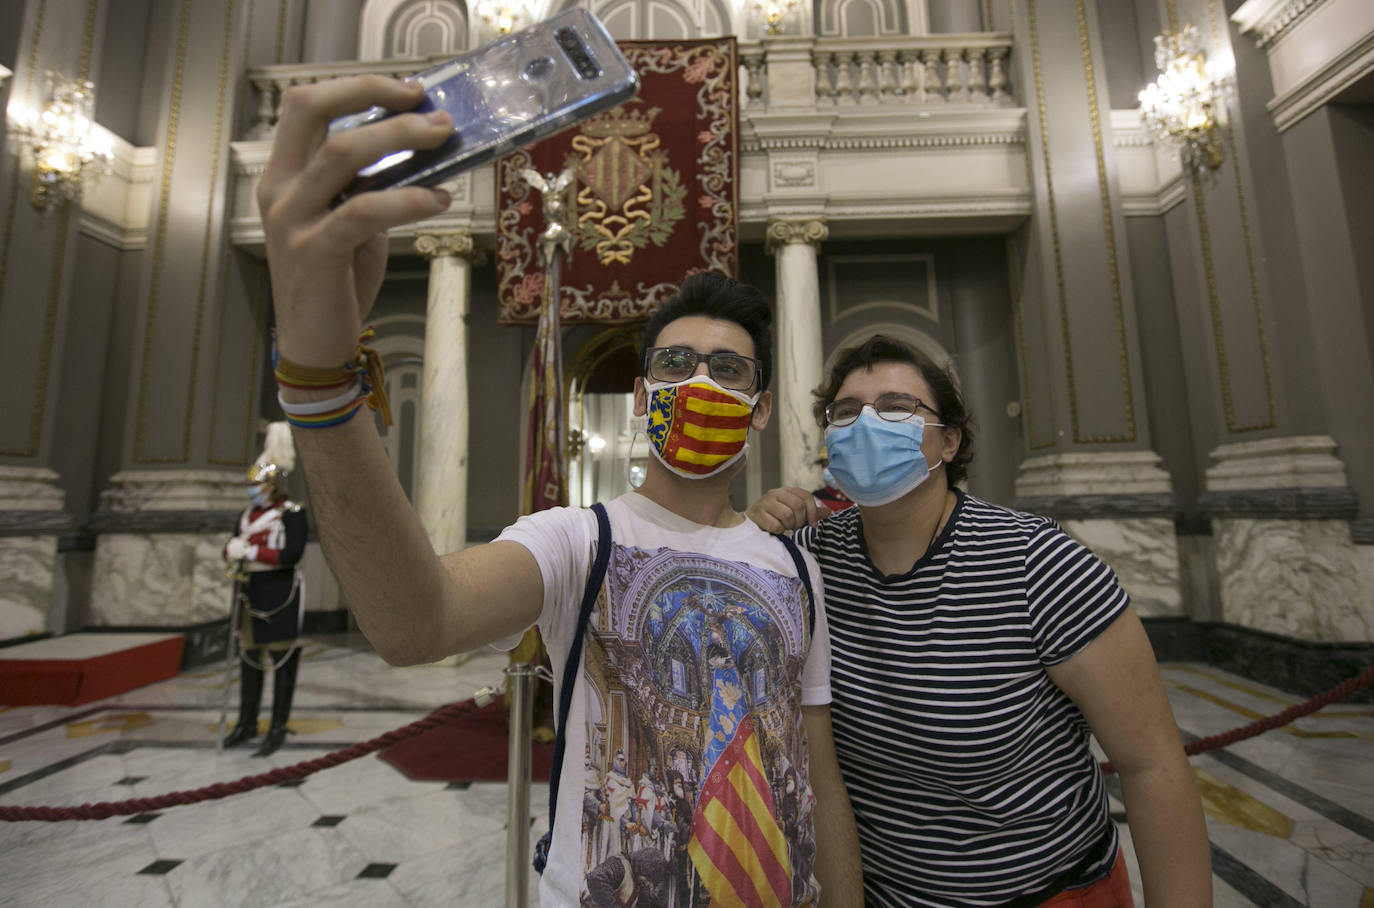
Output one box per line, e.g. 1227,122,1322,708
645,376,758,479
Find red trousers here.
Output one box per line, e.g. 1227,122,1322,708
1038,850,1135,908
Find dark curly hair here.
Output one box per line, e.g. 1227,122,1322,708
640,271,773,392
813,334,975,489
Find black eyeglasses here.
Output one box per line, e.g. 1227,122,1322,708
824,393,940,427
644,346,761,392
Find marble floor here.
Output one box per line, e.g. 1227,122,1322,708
0,634,1371,907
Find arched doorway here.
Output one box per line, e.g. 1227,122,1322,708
565,325,645,507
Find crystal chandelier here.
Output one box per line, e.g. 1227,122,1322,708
8,71,113,209
1138,25,1230,173
473,0,532,36
754,0,803,35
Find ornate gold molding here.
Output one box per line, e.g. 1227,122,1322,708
1074,0,1134,443
135,0,237,463
1198,0,1276,433
764,218,828,255
414,230,485,264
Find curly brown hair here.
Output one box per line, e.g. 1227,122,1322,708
813,335,975,489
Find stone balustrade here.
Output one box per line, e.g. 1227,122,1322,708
242,33,1015,138
742,33,1014,108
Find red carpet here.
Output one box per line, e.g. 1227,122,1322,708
0,633,185,706
379,695,554,783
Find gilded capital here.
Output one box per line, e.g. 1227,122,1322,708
414,230,484,264
765,219,828,255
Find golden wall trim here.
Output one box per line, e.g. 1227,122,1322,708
78,0,96,81
275,0,288,65
25,206,72,458
189,0,239,464
1007,234,1055,450
0,0,47,455
1073,0,1134,443
134,0,195,463
1025,0,1077,449
1182,0,1275,435
3,0,97,458
208,267,265,467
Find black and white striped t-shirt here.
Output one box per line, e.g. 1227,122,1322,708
796,492,1129,907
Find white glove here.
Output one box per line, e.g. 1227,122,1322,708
226,537,255,561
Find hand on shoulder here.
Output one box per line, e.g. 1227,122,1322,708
746,486,822,534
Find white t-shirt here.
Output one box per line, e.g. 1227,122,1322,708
496,492,832,907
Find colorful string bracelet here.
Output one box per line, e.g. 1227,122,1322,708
273,328,392,428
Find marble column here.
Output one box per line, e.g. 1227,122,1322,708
414,231,484,554
0,468,71,639
1014,452,1182,617
765,218,827,491
87,470,245,667
1201,437,1372,643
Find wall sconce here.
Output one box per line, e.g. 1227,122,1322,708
753,0,803,35
1138,25,1231,173
567,429,606,458
8,71,113,209
473,0,532,36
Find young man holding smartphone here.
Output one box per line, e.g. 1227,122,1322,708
257,76,861,905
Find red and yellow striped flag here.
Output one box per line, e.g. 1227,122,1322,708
688,715,792,908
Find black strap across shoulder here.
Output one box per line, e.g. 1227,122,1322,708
533,501,611,874
777,533,816,641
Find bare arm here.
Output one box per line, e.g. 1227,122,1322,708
258,77,542,664
292,417,543,663
803,704,864,906
745,487,822,534
1048,609,1212,907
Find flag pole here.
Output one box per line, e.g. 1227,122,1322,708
507,166,576,908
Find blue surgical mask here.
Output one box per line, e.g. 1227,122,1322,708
250,488,272,508
821,466,836,486
824,408,943,506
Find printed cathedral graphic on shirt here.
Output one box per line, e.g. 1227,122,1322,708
578,542,817,906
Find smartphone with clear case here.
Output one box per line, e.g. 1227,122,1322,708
328,8,637,203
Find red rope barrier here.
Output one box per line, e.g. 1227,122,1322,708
5,667,1370,817
1100,664,1374,775
0,697,485,822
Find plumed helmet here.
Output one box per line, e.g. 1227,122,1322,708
247,422,296,485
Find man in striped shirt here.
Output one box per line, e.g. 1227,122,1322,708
749,335,1211,907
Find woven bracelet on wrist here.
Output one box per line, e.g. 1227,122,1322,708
273,327,392,427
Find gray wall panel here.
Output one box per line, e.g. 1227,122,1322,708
1280,107,1374,517
1096,0,1146,110
52,234,121,517
1126,216,1198,505
93,0,153,142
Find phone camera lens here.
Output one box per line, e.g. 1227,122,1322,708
523,56,554,80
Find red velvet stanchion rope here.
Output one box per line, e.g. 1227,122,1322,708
1099,664,1374,775
0,697,485,822
4,667,1371,818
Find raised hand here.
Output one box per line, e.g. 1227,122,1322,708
256,76,454,376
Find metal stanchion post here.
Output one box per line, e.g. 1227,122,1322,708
505,662,535,908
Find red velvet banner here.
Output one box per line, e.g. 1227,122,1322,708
495,38,739,324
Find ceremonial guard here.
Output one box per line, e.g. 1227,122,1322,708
222,422,308,757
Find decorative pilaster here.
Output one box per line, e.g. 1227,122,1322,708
0,468,71,640
766,218,828,491
87,470,243,628
414,230,484,554
1015,452,1182,617
1202,437,1372,643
